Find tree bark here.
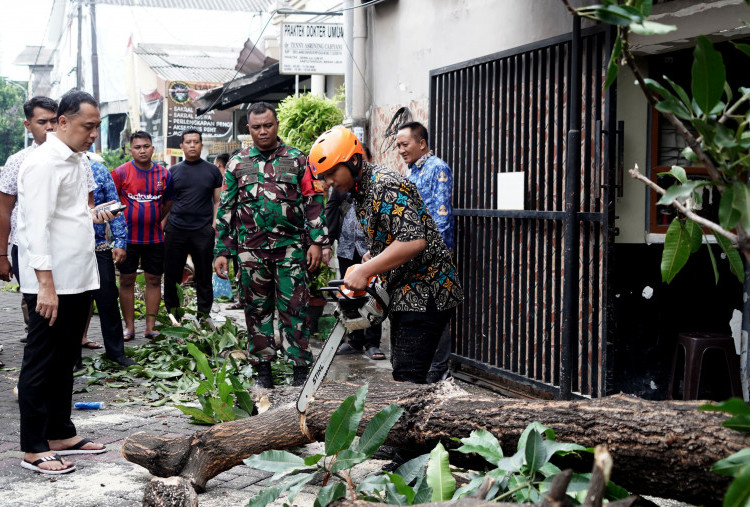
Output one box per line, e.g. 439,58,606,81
122,380,747,504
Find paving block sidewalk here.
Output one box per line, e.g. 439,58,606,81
0,281,394,506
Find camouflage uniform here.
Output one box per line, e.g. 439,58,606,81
214,140,328,366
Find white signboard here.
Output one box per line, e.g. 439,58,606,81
497,172,525,210
280,23,345,75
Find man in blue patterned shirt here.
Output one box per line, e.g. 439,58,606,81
397,121,455,383
83,153,135,367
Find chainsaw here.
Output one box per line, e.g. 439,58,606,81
296,273,389,413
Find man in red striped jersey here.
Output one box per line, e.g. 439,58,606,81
112,131,174,340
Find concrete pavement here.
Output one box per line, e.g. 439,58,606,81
0,280,395,506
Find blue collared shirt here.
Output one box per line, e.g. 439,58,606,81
90,158,127,250
406,152,454,250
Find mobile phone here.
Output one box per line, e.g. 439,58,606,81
98,202,127,215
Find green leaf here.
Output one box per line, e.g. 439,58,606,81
661,217,693,283
713,448,750,477
714,232,746,284
657,180,703,205
644,78,675,101
685,219,703,253
692,35,726,115
636,0,653,16
733,41,750,60
524,429,546,475
329,449,367,473
355,403,404,457
655,97,693,120
209,397,236,422
247,486,282,507
357,474,392,494
159,326,193,339
706,235,720,285
243,449,307,473
604,36,622,90
700,398,750,416
681,146,698,163
413,475,434,504
594,5,642,26
173,404,216,424
724,463,750,507
724,415,750,433
426,442,455,501
518,422,555,451
304,454,325,466
395,453,430,484
455,429,504,466
282,472,317,503
541,440,587,462
629,20,676,35
452,474,485,500
187,342,214,385
384,472,417,504
325,384,367,455
314,482,346,507
733,182,750,233
229,375,254,415
657,165,688,184
720,185,741,230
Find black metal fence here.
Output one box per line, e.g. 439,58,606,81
430,24,617,398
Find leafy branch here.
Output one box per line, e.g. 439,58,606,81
565,0,750,284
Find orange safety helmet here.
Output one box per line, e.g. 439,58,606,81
308,126,365,179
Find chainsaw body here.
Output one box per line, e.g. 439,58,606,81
296,275,389,413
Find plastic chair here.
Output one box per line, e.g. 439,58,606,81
668,332,743,400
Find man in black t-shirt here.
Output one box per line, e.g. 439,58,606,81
163,129,223,319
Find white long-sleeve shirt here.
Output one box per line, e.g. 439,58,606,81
16,132,100,294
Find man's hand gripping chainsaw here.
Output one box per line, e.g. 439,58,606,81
296,271,389,413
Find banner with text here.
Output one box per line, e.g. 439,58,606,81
166,80,234,150
280,22,345,75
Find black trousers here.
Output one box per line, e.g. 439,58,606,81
338,253,382,349
390,307,454,384
93,250,125,360
163,222,215,316
18,291,92,452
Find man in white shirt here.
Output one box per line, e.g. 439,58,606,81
16,91,117,475
0,97,59,352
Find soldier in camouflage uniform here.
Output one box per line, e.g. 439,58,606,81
214,102,328,388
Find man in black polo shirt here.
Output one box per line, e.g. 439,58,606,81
163,129,223,319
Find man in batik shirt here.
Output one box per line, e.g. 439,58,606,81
396,121,455,382
309,127,463,384
214,102,328,388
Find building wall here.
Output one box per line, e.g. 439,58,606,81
366,0,581,172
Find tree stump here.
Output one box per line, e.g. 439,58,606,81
122,380,747,504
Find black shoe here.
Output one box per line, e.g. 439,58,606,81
256,362,274,389
20,336,27,343
112,355,136,367
292,365,309,387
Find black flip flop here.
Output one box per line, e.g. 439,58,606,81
81,341,103,349
21,454,76,475
55,438,107,456
364,346,386,360
336,343,362,355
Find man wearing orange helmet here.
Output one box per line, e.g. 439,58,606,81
309,127,463,384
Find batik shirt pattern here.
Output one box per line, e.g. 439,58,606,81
215,140,328,257
90,158,127,250
352,162,463,312
406,151,454,251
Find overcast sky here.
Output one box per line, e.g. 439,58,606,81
0,1,55,82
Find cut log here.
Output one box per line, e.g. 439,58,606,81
122,380,748,504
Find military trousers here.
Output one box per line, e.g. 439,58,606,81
239,246,313,366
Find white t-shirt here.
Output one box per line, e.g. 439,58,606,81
16,132,100,294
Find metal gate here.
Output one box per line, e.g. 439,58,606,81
429,22,617,398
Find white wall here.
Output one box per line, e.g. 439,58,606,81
368,0,577,107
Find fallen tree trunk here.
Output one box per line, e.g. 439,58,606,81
122,380,748,504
